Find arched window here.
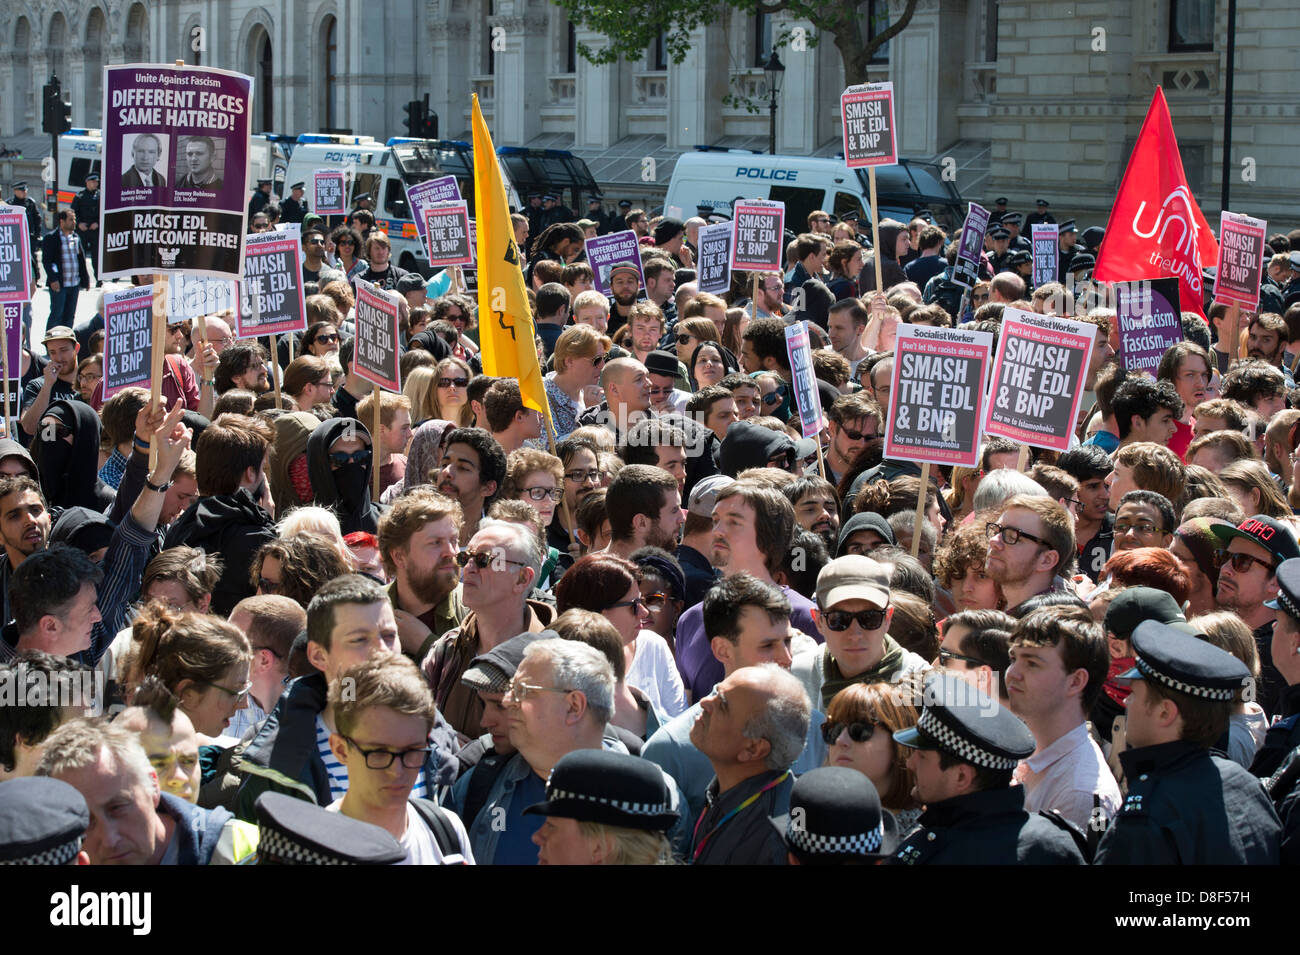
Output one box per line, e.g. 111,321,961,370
84,9,108,125
13,18,32,133
124,2,148,62
323,16,338,129
48,13,67,86
257,31,274,132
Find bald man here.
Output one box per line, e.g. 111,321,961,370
576,356,652,442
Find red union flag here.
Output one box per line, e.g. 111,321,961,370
1093,88,1218,317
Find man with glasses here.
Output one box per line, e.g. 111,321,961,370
214,342,270,396
984,495,1075,615
807,209,833,235
644,350,689,415
465,639,616,864
745,272,787,320
825,393,881,487
1212,515,1300,717
1110,490,1175,555
227,595,305,742
437,427,507,546
301,225,328,283
326,653,474,864
237,574,461,819
421,519,551,742
1006,607,1119,831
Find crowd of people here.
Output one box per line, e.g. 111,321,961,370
2,186,1300,868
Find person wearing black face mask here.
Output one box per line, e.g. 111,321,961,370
31,400,115,512
305,418,383,534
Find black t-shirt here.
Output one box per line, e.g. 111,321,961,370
1078,512,1114,583
333,384,361,421
359,264,409,292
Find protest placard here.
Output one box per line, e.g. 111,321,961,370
983,307,1095,452
730,200,786,272
884,325,993,468
100,64,253,278
102,284,156,400
1214,212,1268,311
586,230,645,298
1031,224,1059,289
1116,278,1182,374
314,170,346,215
840,83,897,168
407,175,463,252
236,228,307,338
952,202,991,289
0,205,33,304
167,274,238,320
353,278,401,392
784,321,824,441
1,303,21,430
696,222,733,295
422,201,475,268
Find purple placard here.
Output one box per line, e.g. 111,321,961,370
100,64,253,279
314,170,346,215
0,303,19,433
406,176,463,250
952,202,990,288
1116,278,1183,374
102,284,156,400
236,229,308,338
0,206,33,304
585,229,645,298
1031,224,1059,289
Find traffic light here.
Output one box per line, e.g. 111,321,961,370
42,77,72,134
58,95,72,134
403,99,424,138
421,111,439,140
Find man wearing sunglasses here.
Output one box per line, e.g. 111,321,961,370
644,350,690,415
238,574,461,820
984,496,1075,615
824,393,881,487
300,225,328,283
1212,514,1300,718
796,555,928,712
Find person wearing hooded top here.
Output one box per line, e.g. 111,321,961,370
307,417,382,535
858,219,911,294
688,341,740,391
717,420,797,478
163,414,277,617
49,507,116,563
267,412,323,518
0,439,39,481
30,399,114,512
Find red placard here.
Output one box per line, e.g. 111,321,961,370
729,199,785,272
1214,211,1268,311
840,83,897,168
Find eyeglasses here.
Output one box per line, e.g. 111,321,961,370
314,333,340,344
820,720,876,745
820,607,888,632
456,549,528,570
42,422,73,442
565,469,601,484
586,353,607,366
939,648,988,668
762,284,783,293
606,596,652,613
1114,520,1161,536
986,522,1048,547
504,679,572,706
676,334,695,345
306,238,325,246
212,335,235,347
837,426,875,442
329,448,372,468
341,735,431,770
639,592,669,612
200,679,253,702
1217,549,1275,575
78,372,102,383
761,391,783,407
337,239,355,247
438,377,469,388
522,486,564,502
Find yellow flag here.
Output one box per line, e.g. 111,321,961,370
471,94,551,426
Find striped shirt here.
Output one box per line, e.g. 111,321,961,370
315,714,430,802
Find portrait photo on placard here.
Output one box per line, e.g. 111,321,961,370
121,132,169,190
174,135,226,191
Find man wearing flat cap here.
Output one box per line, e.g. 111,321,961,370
889,671,1087,865
1094,621,1281,865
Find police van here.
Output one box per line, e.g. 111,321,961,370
284,134,523,276
54,130,291,208
664,148,963,235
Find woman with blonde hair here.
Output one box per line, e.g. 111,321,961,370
547,324,611,440
123,603,253,740
1188,610,1268,768
822,676,926,835
427,356,475,427
277,505,350,566
1219,459,1291,519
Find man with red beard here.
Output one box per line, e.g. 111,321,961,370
378,489,468,664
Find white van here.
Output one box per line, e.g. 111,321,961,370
664,148,964,235
284,134,523,275
54,130,290,209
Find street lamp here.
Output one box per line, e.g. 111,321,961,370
764,49,785,156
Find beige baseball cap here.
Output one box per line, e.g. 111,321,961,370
815,555,891,610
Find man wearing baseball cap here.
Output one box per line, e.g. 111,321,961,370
677,474,732,608
20,326,82,439
890,672,1087,865
1212,514,1300,716
1094,621,1282,864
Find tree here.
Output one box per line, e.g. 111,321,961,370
554,0,920,88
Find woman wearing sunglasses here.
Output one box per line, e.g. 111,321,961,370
795,554,930,713
329,225,368,281
122,602,253,741
303,320,342,358
673,317,720,367
427,356,475,428
822,678,925,836
547,324,611,441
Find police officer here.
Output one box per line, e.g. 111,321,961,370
990,196,1009,223
71,172,101,285
609,198,634,234
254,792,404,865
281,181,309,224
1000,212,1031,251
8,181,42,284
1057,219,1079,281
540,193,573,230
584,195,610,234
1025,199,1056,227
525,193,546,238
1094,620,1282,865
1255,559,1300,778
248,179,273,218
0,777,89,865
889,672,1088,865
1007,249,1033,284
772,767,899,865
988,227,1014,274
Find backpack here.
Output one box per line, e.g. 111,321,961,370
460,751,511,831
409,798,468,862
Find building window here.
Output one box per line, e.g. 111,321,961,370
486,0,496,75
258,32,273,132
753,13,773,68
324,16,338,128
1169,0,1214,52
653,30,667,71
983,0,999,62
567,21,577,73
866,0,891,64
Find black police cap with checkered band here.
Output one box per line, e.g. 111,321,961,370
1117,620,1250,702
0,777,87,865
254,792,405,865
1264,557,1300,621
770,766,898,860
525,749,680,832
894,672,1034,770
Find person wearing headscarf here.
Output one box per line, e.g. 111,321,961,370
380,418,454,505
858,219,911,293
305,418,382,534
688,341,739,391
30,399,114,511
